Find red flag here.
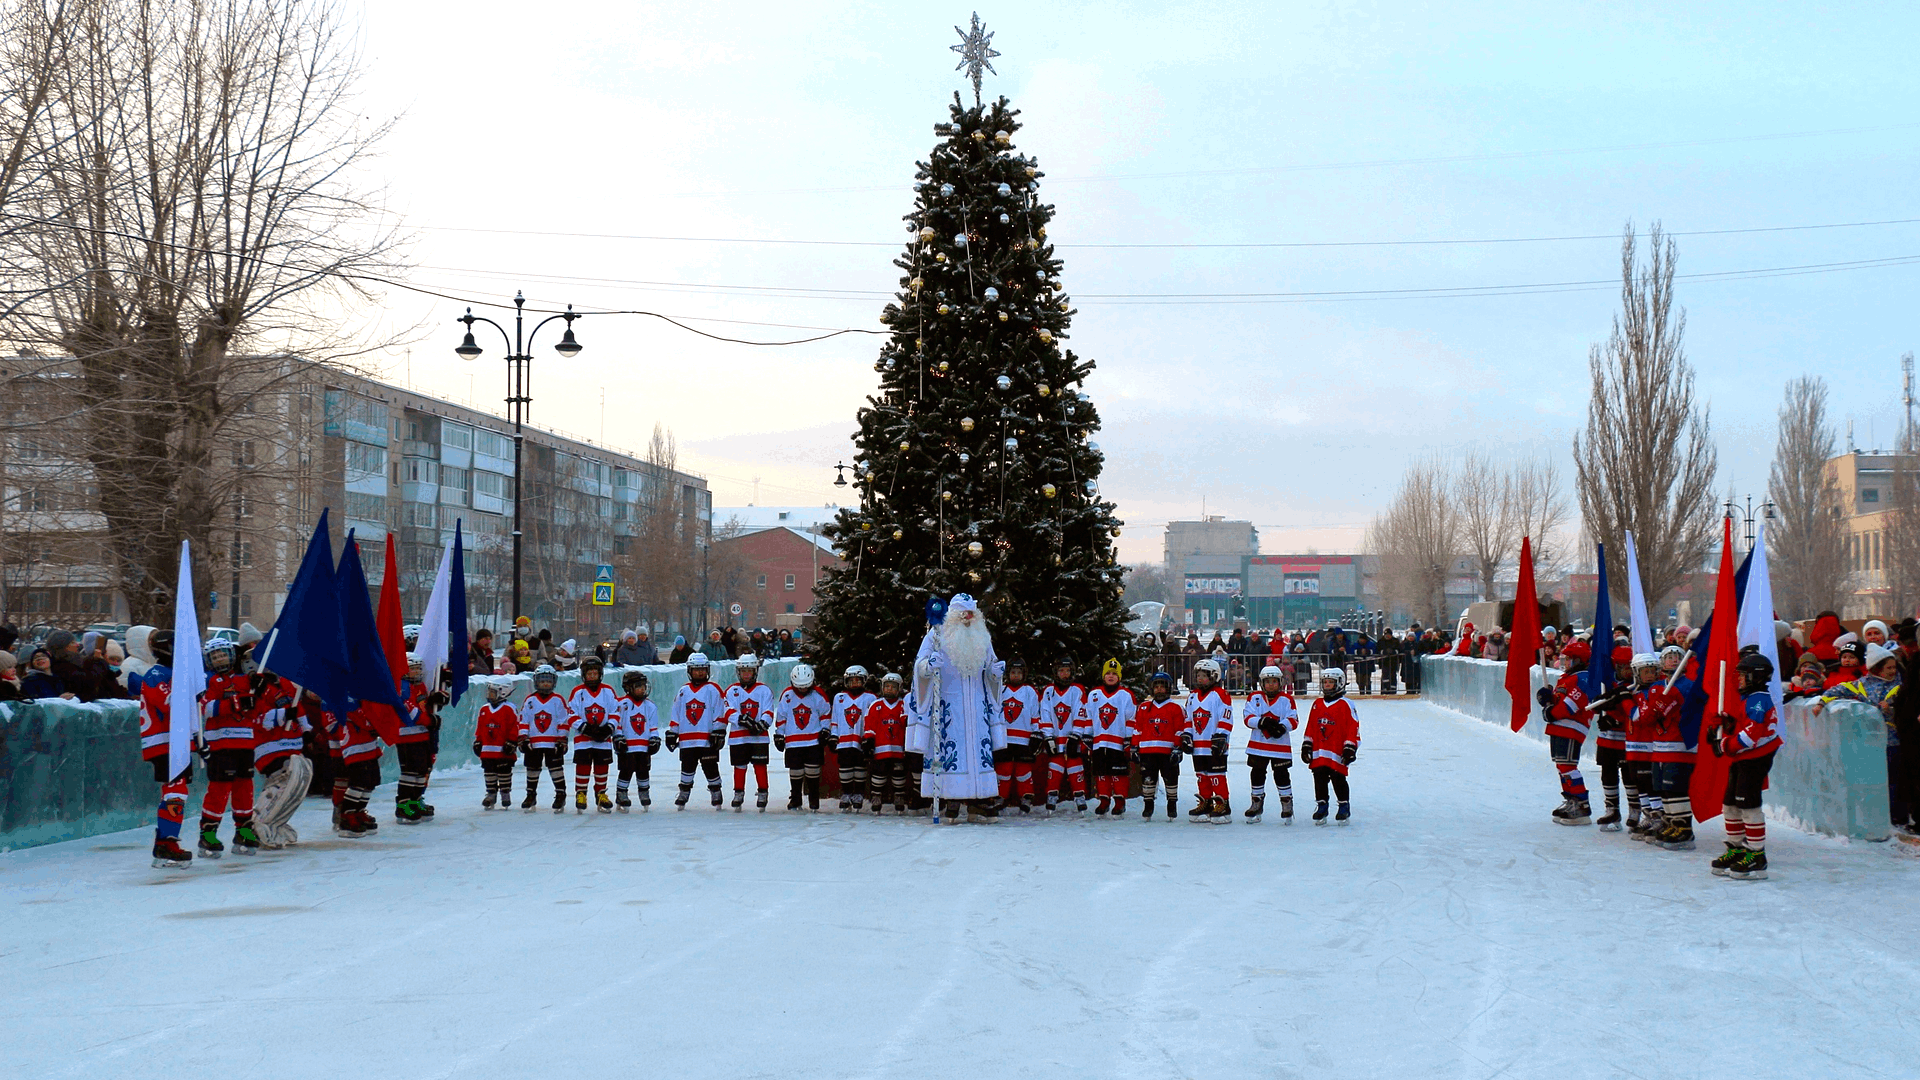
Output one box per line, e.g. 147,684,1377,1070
1505,536,1543,732
1690,517,1741,821
359,533,409,744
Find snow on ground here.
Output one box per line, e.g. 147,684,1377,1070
4,699,1916,1080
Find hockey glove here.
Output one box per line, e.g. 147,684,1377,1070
862,734,877,754
471,741,483,757
1535,687,1555,708
1179,731,1195,753
517,738,531,755
1341,745,1357,765
1300,740,1314,761
647,737,662,756
1259,716,1283,738
1211,733,1230,759
665,731,680,751
613,738,628,755
1044,738,1059,757
774,733,787,752
1067,737,1084,758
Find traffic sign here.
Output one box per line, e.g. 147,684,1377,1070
592,582,615,606
594,564,615,583
730,603,743,616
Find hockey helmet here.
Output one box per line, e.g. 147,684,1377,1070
1005,657,1027,673
485,680,512,702
1259,665,1284,683
532,664,558,690
406,652,425,681
149,629,175,666
623,669,650,693
843,664,869,680
1631,651,1661,673
790,663,817,691
1736,652,1775,681
1318,666,1346,691
686,651,711,670
1191,658,1221,683
1660,644,1685,670
1052,657,1075,678
205,640,237,674
879,671,905,690
1148,670,1174,693
579,654,604,672
736,652,760,671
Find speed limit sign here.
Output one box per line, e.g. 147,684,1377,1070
730,603,743,616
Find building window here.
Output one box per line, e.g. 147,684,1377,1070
407,459,435,483
23,589,51,612
237,541,253,568
756,575,767,589
443,422,473,450
785,603,795,614
235,490,252,519
1863,488,1881,503
1874,531,1882,571
474,471,507,499
784,574,796,591
239,594,253,618
77,591,108,613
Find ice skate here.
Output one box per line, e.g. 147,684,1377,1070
482,788,498,810
574,789,587,814
336,810,374,838
1165,795,1177,820
1187,800,1210,822
1074,794,1088,814
1711,842,1746,876
1112,797,1127,816
397,799,428,824
1727,850,1768,880
1552,799,1592,826
851,793,865,811
231,824,260,855
1019,794,1033,815
1046,793,1060,815
1244,794,1265,823
1631,812,1661,842
732,790,746,812
1655,822,1696,850
418,802,435,819
712,789,725,810
640,789,653,810
1595,807,1623,832
1141,797,1156,820
1279,796,1294,824
1626,807,1642,831
150,838,192,869
675,784,691,810
757,789,769,812
1335,802,1351,824
1312,800,1330,824
551,789,566,814
1210,796,1230,824
616,791,632,813
788,790,803,812
596,791,613,814
522,788,538,812
197,824,225,859
895,797,909,814
1095,795,1111,816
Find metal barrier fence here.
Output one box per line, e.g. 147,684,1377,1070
1141,652,1428,695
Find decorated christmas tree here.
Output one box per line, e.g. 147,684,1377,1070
810,18,1132,678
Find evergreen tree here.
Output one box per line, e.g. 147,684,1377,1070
811,93,1132,679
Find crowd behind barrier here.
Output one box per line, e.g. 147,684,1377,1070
1419,654,1891,841
1144,652,1421,696
0,657,799,853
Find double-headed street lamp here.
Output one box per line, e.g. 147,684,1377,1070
453,291,583,621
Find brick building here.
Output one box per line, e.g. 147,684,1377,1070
709,525,841,629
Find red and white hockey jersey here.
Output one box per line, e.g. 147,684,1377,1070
1185,686,1233,759
669,678,727,748
1304,696,1361,776
776,687,831,747
520,690,571,749
1039,683,1087,748
613,694,658,749
833,690,877,750
1543,671,1591,741
865,697,908,758
200,672,255,753
1133,697,1189,754
1242,690,1299,761
725,681,776,746
1633,684,1687,762
474,702,521,759
1083,684,1138,751
249,679,307,770
567,683,621,751
1000,683,1042,741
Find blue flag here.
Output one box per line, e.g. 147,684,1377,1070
336,530,406,716
449,520,470,706
255,511,350,712
1581,541,1614,699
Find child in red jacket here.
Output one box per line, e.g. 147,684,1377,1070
472,681,521,810
1302,668,1361,823
1133,672,1188,820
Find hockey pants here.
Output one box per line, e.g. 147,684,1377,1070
1138,752,1179,805
1247,756,1292,799
1311,765,1350,804
1723,751,1776,850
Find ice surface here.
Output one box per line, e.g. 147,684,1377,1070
4,699,1916,1080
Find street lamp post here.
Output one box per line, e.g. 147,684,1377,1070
1722,494,1777,553
454,292,583,622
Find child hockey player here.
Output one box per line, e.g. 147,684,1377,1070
1711,653,1782,879
1242,664,1299,823
776,664,831,811
1039,657,1089,813
724,655,775,812
248,674,310,847
997,658,1043,813
864,673,910,813
394,655,441,823
1535,638,1593,825
1184,657,1233,822
613,670,661,812
667,653,726,810
1302,667,1361,823
197,640,260,857
1134,671,1187,820
1582,647,1639,831
832,665,876,812
137,630,193,868
333,703,388,837
519,666,570,813
1653,648,1705,851
472,681,520,810
1084,659,1138,816
568,656,620,813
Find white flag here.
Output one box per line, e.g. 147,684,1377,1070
415,531,456,695
1736,519,1785,707
1624,531,1655,657
168,541,206,778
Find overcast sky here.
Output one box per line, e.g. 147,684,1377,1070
348,2,1920,562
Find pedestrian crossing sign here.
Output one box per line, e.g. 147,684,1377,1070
592,582,615,606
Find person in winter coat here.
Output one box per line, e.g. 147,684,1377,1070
78,631,126,701
121,625,157,691
1808,611,1844,664
0,650,20,702
470,628,496,676
613,629,652,667
20,647,73,699
1824,641,1865,689
668,635,692,665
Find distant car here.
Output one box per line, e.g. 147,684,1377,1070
206,626,239,645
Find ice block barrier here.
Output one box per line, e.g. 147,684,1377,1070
0,657,800,852
1419,655,1890,841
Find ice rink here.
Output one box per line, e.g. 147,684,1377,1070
4,697,1916,1079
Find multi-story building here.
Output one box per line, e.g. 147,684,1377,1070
1,355,710,642
1163,517,1259,625
1827,449,1904,619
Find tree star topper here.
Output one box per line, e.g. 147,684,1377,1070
950,12,1000,106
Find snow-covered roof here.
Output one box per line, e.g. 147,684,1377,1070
712,505,841,533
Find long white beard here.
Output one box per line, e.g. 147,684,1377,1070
940,618,991,676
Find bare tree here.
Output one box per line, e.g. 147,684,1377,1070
1767,376,1848,618
1121,562,1170,608
1366,457,1461,628
1573,224,1718,610
615,423,700,632
1455,450,1514,602
0,0,403,625
1508,453,1571,579
1885,371,1920,620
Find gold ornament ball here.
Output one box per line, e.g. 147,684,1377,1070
941,490,954,502
1059,300,1070,311
937,360,950,373
892,527,903,540
1038,225,1047,239
862,522,873,531
997,311,1008,322
971,130,987,142
1026,166,1037,177
899,440,911,452
967,540,984,557
1037,384,1050,397
936,252,949,263
968,570,982,584
994,130,1010,145
910,277,925,291
1042,483,1057,498
918,227,934,242
1110,525,1122,537
1051,553,1062,566
937,304,951,315
1027,238,1039,250
960,416,975,432
1037,329,1053,344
